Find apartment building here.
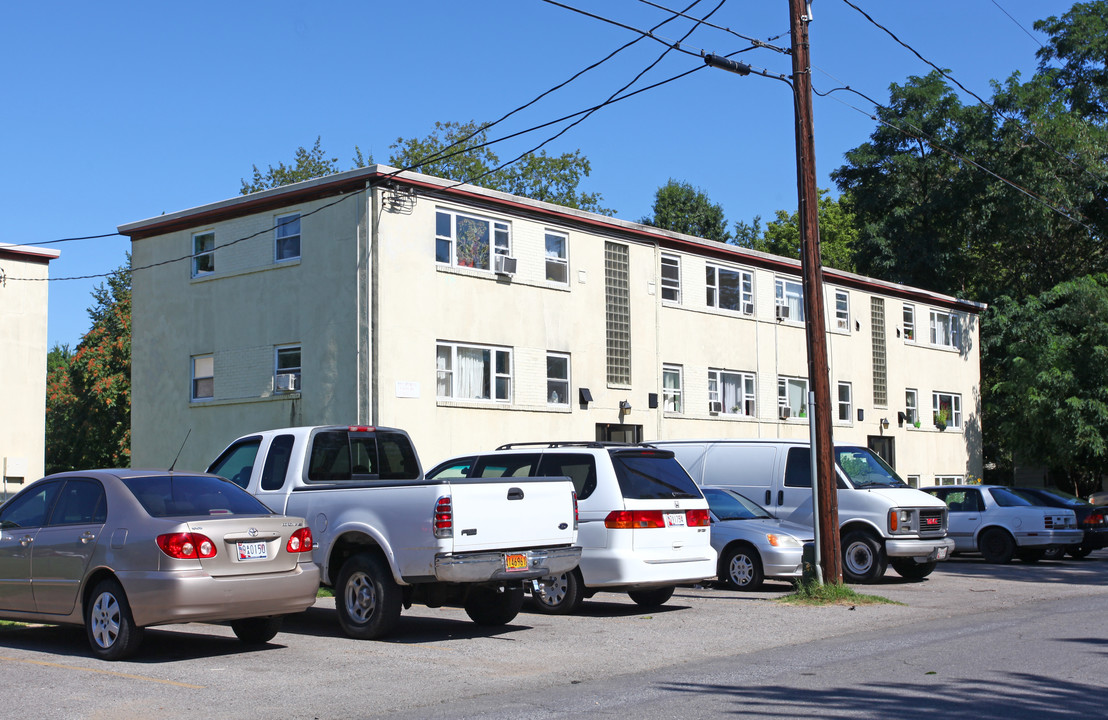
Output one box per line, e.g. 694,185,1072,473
1,243,60,495
120,165,984,482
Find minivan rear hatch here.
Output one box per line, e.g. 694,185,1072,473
609,449,709,552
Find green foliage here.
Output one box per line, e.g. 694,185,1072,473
983,274,1108,495
388,120,611,214
640,179,730,243
45,258,132,474
1035,2,1108,120
780,578,898,606
734,189,858,272
240,137,350,195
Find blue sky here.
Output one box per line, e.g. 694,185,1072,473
3,1,1068,349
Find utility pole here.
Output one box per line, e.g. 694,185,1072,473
789,0,842,583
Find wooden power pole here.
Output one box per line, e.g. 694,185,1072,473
788,0,842,583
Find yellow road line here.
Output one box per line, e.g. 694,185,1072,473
0,655,204,689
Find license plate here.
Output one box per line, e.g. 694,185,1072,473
237,541,268,560
936,546,949,560
665,512,687,528
504,553,528,572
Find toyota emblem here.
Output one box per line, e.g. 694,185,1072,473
248,527,259,537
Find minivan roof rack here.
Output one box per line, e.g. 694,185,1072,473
494,441,637,451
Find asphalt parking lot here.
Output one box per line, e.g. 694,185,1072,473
2,551,1106,719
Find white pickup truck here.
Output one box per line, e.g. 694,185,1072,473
206,425,581,639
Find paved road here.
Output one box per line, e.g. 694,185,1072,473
1,553,1105,719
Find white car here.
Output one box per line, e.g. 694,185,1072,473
922,485,1083,563
703,487,813,591
426,443,716,613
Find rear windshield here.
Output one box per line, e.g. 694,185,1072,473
121,475,273,517
610,451,702,500
703,488,771,520
308,430,420,481
989,487,1034,507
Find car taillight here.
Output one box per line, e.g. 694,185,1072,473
1084,511,1106,527
286,527,313,553
604,510,666,529
686,508,710,527
433,496,453,538
572,491,579,530
157,532,217,559
1045,516,1056,529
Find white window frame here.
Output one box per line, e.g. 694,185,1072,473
905,388,919,427
275,345,302,391
192,231,214,278
275,213,301,262
932,391,963,429
660,254,681,303
435,208,510,272
906,474,920,488
707,265,754,315
709,369,756,416
903,303,916,342
775,278,805,322
662,364,683,413
837,381,853,423
929,310,962,350
935,475,964,486
545,231,569,284
834,290,850,332
546,352,570,406
778,376,809,419
436,342,512,403
191,355,214,401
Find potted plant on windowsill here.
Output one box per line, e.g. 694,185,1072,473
934,408,949,431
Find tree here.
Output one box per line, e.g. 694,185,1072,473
388,120,611,215
1035,2,1108,120
241,137,353,195
733,189,858,272
984,275,1108,495
640,179,730,243
45,259,132,473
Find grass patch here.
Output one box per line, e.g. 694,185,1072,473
0,620,28,627
777,579,900,606
317,586,334,598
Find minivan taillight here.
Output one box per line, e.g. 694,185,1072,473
604,510,666,529
286,527,313,554
433,496,453,538
685,508,710,527
572,491,579,530
157,532,217,559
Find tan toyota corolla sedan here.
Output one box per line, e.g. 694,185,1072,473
0,469,319,660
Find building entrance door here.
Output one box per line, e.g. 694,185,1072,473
867,436,896,469
596,424,642,444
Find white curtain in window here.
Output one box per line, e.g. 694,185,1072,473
457,347,489,399
722,373,741,413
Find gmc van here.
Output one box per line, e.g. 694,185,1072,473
647,439,954,582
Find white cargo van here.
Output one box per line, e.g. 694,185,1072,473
647,439,954,582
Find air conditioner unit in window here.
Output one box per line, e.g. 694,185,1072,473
743,302,755,315
779,405,791,419
275,373,300,393
494,254,517,276
775,303,790,320
709,401,723,414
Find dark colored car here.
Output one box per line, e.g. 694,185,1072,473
1012,487,1108,559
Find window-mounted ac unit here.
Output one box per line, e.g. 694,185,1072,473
275,373,300,393
775,303,790,320
494,254,517,276
779,405,791,419
743,302,755,315
709,401,723,414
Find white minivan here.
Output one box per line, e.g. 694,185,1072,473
648,439,954,582
426,443,717,613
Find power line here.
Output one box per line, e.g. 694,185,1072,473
4,232,122,248
990,0,1044,48
634,0,791,54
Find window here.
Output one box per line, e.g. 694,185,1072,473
837,382,853,422
276,345,301,392
932,392,962,429
662,364,683,413
192,355,214,401
708,265,754,314
935,475,966,487
192,231,214,277
48,479,107,525
834,290,850,331
778,377,808,418
660,254,681,303
275,213,301,261
775,278,805,321
903,304,915,342
905,389,919,426
545,231,568,283
906,474,920,488
435,209,510,271
930,310,962,350
605,242,631,385
709,369,756,416
436,342,512,402
547,353,570,406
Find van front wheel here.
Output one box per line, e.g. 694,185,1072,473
841,530,887,583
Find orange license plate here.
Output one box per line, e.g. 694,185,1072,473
505,553,528,572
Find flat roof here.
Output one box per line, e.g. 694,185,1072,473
0,243,61,262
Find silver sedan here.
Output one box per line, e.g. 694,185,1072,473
703,487,813,591
0,469,319,660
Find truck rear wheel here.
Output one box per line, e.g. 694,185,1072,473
335,552,401,639
841,530,887,583
464,585,524,626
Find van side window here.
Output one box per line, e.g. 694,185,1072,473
783,448,812,487
474,454,540,478
260,434,295,490
538,453,598,500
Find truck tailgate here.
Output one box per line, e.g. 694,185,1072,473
448,477,575,552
